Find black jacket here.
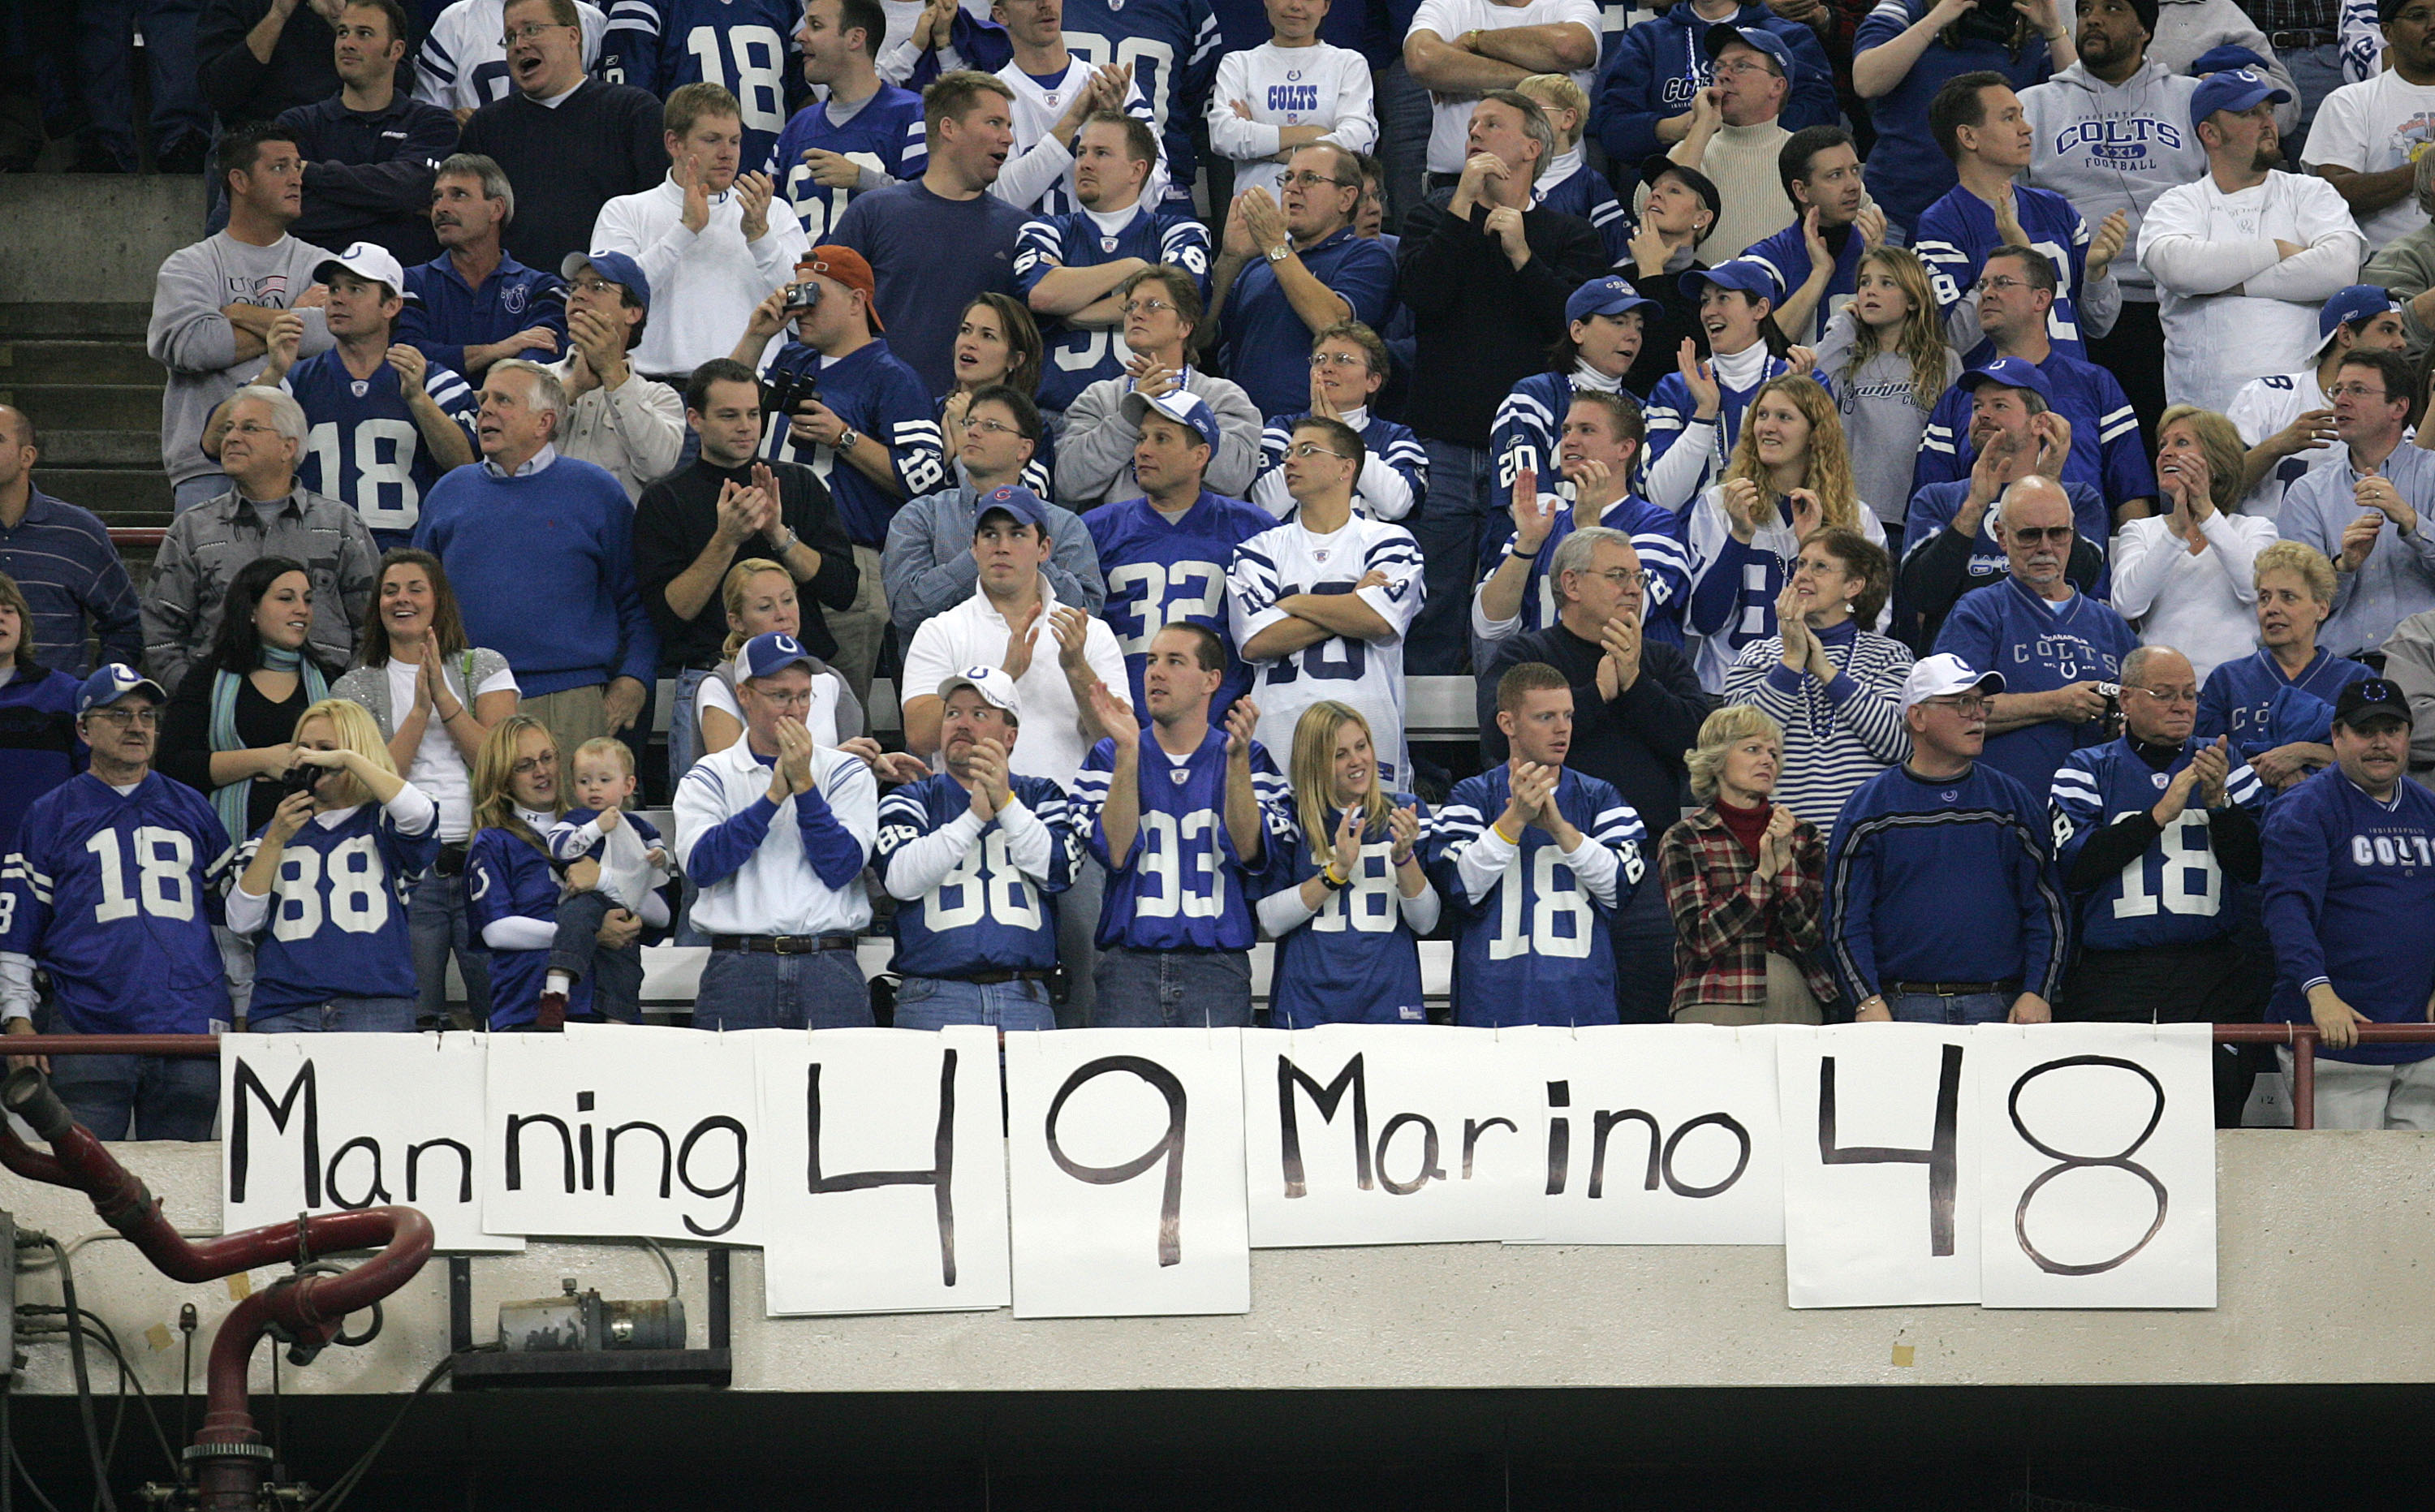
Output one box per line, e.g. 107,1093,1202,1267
200,0,345,123
632,459,859,671
456,80,666,274
1481,621,1714,839
1895,527,2106,652
275,93,463,266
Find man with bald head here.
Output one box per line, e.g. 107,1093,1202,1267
1932,474,2138,795
2049,642,2273,1125
0,406,140,676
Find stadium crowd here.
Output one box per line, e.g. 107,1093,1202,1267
10,0,2435,1139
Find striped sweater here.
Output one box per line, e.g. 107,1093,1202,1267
1722,621,1914,838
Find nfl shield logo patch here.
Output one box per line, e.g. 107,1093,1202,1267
1101,236,1118,252
349,380,369,397
1169,768,1190,786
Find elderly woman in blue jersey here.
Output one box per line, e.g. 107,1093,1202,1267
2195,541,2372,787
1658,705,1835,1024
1684,376,1888,691
464,716,640,1030
0,573,84,858
1256,700,1437,1026
225,699,442,1033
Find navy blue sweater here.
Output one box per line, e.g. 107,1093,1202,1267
2261,767,2435,1064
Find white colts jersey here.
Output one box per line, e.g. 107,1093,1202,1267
995,58,1164,215
2223,368,2336,527
414,0,609,112
1227,513,1424,786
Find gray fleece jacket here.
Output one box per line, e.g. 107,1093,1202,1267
2022,61,2210,298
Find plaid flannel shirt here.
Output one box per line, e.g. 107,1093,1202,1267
1657,805,1838,1015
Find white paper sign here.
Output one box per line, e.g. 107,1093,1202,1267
220,1032,523,1253
1778,1024,1980,1308
1004,1028,1250,1318
481,1025,764,1244
754,1027,1011,1316
1511,1023,1786,1245
1975,1023,2217,1309
1242,1025,1537,1247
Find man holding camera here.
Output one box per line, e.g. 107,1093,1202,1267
731,246,946,704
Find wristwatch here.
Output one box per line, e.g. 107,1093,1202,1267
1266,242,1291,263
834,424,861,452
773,525,799,554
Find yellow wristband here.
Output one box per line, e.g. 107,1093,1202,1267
1491,820,1521,846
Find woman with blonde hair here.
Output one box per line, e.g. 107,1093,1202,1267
691,558,863,760
463,717,640,1029
2109,406,2278,685
1683,374,1887,690
2196,540,2373,789
1815,247,1959,532
1254,700,1437,1027
224,698,440,1032
1657,705,1836,1024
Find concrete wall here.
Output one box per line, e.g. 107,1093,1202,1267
4,1130,2432,1401
0,176,206,306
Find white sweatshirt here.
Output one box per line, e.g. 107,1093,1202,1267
588,174,809,377
1204,42,1378,200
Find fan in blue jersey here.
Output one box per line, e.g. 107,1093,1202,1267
1257,700,1437,1027
1908,254,2154,519
1491,277,1651,497
1642,261,1808,511
1476,391,1689,662
1249,321,1427,523
0,666,233,1139
775,0,929,243
259,244,478,548
1069,622,1291,1027
1911,72,2126,361
1741,127,1877,346
1014,112,1212,413
225,699,442,1033
875,667,1079,1030
465,716,606,1029
602,0,804,169
1519,75,1633,269
1425,662,1646,1027
2050,645,2269,1125
1932,476,2136,796
539,736,674,1025
1088,390,1269,715
1825,653,2067,1027
1053,0,1222,208
2197,541,2373,782
2261,678,2435,1128
401,159,569,381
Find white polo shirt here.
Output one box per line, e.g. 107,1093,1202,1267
899,577,1128,790
674,737,877,938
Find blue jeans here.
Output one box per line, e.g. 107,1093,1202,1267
1091,947,1252,1027
894,976,1056,1032
1411,439,1494,675
45,1053,218,1140
2286,43,2347,166
1053,860,1103,1029
1374,62,1433,235
248,997,420,1033
665,666,715,791
695,946,871,1030
549,890,644,1023
79,0,207,166
1887,991,2012,1026
1611,877,1676,1025
409,865,492,1025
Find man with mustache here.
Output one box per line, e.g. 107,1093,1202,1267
399,153,569,381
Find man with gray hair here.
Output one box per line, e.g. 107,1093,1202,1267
414,359,657,759
400,153,570,379
2362,150,2435,361
140,386,380,692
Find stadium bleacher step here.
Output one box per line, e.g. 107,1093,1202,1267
0,338,163,386
1,296,175,583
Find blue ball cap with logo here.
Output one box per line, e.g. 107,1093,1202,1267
2189,67,2290,130
1567,274,1659,325
560,249,653,312
1701,22,1794,75
77,662,167,718
2318,283,2402,345
1680,257,1781,303
1959,355,2054,404
1119,387,1222,450
973,483,1051,536
738,631,816,683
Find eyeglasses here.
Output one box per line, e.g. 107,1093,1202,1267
1120,298,1175,317
1310,351,1370,370
1578,567,1647,588
967,416,1023,437
499,21,567,45
1279,170,1355,190
1974,274,2032,294
1711,57,1781,76
226,420,283,438
2124,685,2200,706
567,276,623,296
745,687,815,710
2329,383,2390,401
85,707,159,729
1286,442,1350,460
1923,696,1991,716
2007,524,2075,545
510,750,558,776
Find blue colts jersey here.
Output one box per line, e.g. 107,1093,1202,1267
466,825,593,1028
1426,765,1645,1027
2196,648,2377,764
1071,726,1291,951
753,338,947,547
601,0,804,168
1056,0,1223,202
285,348,478,546
875,773,1078,977
1,773,235,1034
1085,489,1272,717
1914,183,2100,358
239,800,442,1016
2049,737,2268,951
1268,797,1433,1027
1014,207,1212,411
771,84,928,243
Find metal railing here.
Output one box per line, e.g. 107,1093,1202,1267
18,1024,2435,1131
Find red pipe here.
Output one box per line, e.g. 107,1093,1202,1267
0,1068,433,1510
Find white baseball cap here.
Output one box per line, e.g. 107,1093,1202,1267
312,241,412,301
1898,653,2005,714
937,666,1019,713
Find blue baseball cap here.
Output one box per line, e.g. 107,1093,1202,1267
77,663,166,718
1680,258,1780,302
2187,44,2270,76
560,249,653,311
1959,355,2054,403
1120,387,1222,450
972,482,1052,535
737,631,818,683
1702,22,1794,75
2318,283,2402,347
2189,67,2290,129
1567,275,1659,325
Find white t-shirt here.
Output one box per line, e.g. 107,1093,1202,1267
1204,41,1380,199
899,581,1129,789
1227,512,1424,785
1405,0,1601,173
2300,69,2435,250
386,657,519,841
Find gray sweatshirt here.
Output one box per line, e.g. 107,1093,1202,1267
2020,62,2209,299
1815,308,1959,533
146,232,335,485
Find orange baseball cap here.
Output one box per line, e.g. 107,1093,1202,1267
799,246,884,331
